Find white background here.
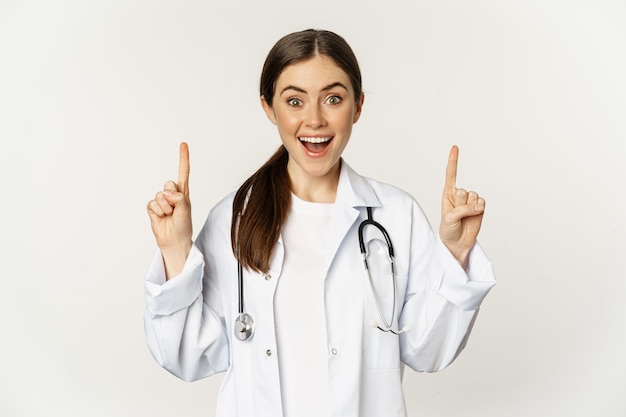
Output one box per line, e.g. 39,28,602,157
1,0,625,416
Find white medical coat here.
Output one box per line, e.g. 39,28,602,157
144,161,496,417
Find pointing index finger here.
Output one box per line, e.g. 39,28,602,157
178,142,190,194
445,145,459,196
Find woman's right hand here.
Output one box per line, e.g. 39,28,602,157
147,142,193,279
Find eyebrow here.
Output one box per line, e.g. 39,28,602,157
279,82,349,96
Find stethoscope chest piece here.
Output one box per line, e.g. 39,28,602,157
234,312,255,341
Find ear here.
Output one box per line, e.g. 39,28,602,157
352,92,365,124
261,95,277,125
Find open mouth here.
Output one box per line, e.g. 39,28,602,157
299,136,333,153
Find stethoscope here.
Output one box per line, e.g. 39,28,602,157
234,205,410,342
359,207,410,336
234,253,255,341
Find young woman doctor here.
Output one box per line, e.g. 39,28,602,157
145,29,496,417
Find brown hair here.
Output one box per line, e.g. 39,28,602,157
231,29,363,273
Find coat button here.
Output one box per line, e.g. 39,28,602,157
331,348,338,356
266,349,272,357
264,274,271,281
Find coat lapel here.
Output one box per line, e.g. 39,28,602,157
323,161,381,277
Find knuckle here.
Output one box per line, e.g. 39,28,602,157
164,180,177,190
147,201,162,216
158,198,174,210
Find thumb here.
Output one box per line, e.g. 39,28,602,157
162,190,189,208
444,204,484,223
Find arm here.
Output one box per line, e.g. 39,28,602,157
144,143,229,380
399,146,495,371
143,241,230,381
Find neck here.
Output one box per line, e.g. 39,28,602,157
288,161,341,203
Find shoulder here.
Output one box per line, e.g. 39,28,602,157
206,191,236,225
367,177,428,226
196,192,236,250
346,163,418,208
367,176,415,204
343,164,429,229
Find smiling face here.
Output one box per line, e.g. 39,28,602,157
261,55,364,194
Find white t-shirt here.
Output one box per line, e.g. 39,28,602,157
274,194,334,417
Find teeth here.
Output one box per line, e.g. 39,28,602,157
299,136,332,144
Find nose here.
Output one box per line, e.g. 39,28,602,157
305,104,326,128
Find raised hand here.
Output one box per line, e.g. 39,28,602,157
439,146,485,268
147,142,193,278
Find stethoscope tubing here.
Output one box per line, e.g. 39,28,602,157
358,208,394,260
237,256,244,315
359,207,400,334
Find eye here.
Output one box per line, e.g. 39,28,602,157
326,95,342,105
287,97,303,107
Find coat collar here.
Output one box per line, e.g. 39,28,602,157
319,160,380,279
273,159,380,279
335,159,381,209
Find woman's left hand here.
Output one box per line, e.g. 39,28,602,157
439,145,486,268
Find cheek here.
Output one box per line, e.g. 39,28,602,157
335,114,356,134
275,112,300,131
276,118,302,146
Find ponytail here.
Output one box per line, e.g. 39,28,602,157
231,146,291,273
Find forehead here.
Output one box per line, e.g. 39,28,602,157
275,55,351,90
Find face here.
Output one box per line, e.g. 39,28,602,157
261,55,364,187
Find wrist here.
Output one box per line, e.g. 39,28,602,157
442,241,471,269
161,241,192,280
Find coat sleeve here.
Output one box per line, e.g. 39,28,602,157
143,208,230,382
399,201,496,372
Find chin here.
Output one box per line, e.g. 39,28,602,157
308,163,341,179
292,158,340,180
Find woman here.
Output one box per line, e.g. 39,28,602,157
145,29,495,417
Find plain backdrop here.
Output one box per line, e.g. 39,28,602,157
1,0,625,416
